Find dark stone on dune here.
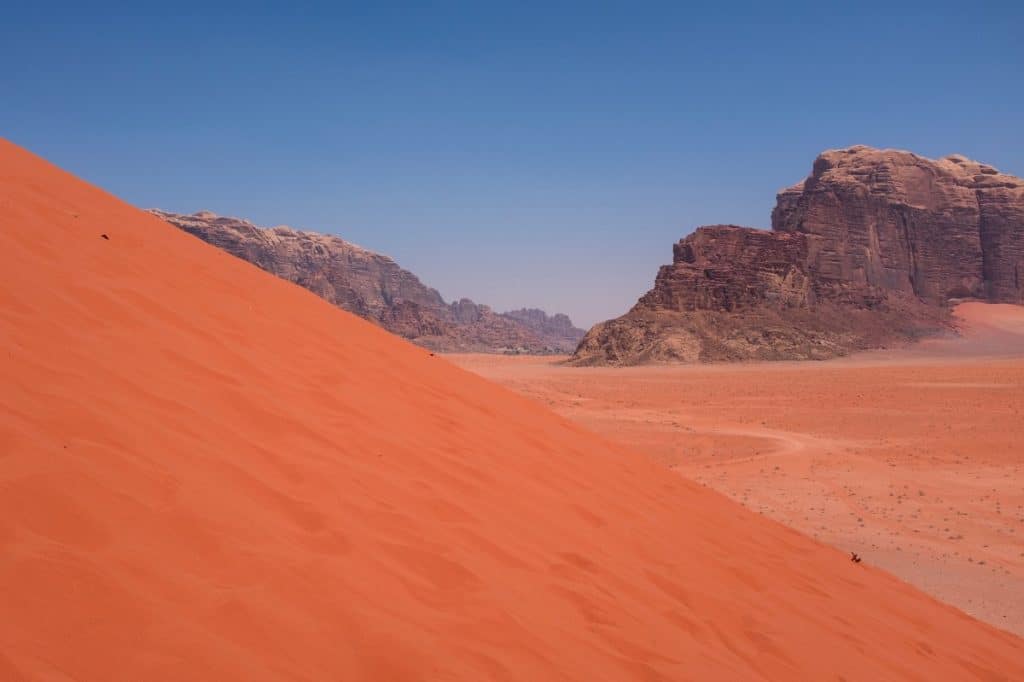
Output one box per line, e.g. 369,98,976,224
571,146,1024,365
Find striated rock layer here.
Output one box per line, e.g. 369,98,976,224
150,210,584,353
572,146,1024,365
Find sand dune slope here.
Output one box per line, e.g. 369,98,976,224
1,139,1022,680
453,307,1024,637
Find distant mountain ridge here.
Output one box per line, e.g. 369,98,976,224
150,209,584,353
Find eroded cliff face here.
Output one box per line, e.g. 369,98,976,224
772,146,1024,303
151,210,584,353
572,146,1023,365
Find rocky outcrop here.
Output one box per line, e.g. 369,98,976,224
151,210,584,353
572,146,1024,365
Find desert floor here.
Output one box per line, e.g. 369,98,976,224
451,302,1024,636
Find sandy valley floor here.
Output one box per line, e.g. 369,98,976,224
451,302,1024,636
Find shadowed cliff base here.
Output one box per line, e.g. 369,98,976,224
572,146,1024,365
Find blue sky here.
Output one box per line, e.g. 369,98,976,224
3,2,1022,326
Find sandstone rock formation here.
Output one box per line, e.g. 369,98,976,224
572,146,1024,365
151,210,584,353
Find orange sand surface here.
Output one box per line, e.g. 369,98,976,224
452,304,1024,640
2,138,1023,680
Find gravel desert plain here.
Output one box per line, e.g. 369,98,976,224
3,137,1024,681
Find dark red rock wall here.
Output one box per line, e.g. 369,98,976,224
639,226,811,313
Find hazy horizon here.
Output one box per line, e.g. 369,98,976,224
4,2,1021,327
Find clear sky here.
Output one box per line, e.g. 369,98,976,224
3,2,1022,327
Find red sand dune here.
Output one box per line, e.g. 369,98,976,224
2,139,1023,680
